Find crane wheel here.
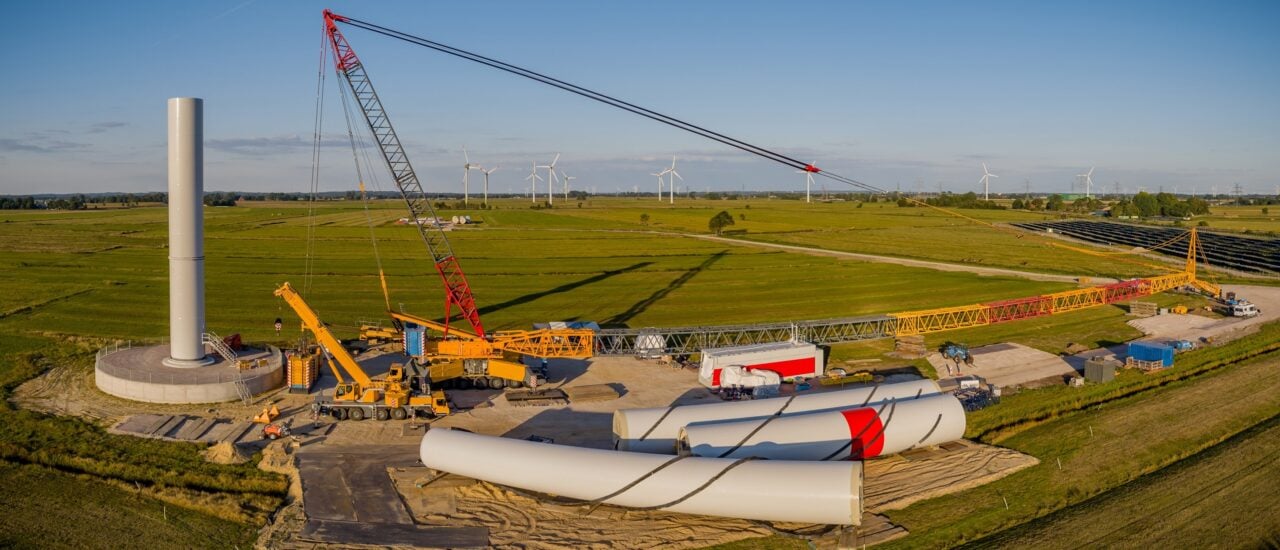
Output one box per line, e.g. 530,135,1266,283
392,407,407,420
349,407,365,421
489,377,506,389
508,380,524,389
375,408,390,421
332,408,348,421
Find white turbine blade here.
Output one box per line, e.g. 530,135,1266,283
1088,167,1095,176
551,153,560,167
670,155,678,170
463,147,470,164
990,173,998,178
982,162,988,173
671,170,682,181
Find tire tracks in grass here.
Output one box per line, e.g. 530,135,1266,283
0,288,95,320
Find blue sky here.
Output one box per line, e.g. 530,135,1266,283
1,1,1277,196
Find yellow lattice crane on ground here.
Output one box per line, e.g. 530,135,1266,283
889,228,1221,337
275,282,450,421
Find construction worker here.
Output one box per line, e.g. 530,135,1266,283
274,317,283,335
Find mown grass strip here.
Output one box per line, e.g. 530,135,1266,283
968,321,1280,443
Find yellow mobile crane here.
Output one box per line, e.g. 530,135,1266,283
275,282,450,420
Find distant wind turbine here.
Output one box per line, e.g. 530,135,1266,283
796,162,816,203
1077,167,1095,199
526,162,542,203
462,147,480,206
560,170,576,201
979,163,998,200
663,156,681,204
537,153,560,205
481,166,499,206
651,162,666,201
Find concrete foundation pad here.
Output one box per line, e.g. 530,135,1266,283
162,355,216,368
931,343,1077,388
95,343,284,404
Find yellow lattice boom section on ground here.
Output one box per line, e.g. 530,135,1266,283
490,329,595,358
889,271,1201,338
890,304,992,337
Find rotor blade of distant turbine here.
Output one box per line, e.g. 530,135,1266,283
982,162,988,173
464,147,470,164
551,153,560,167
671,170,682,181
990,174,999,178
1088,167,1095,177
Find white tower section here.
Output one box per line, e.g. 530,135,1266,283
164,97,213,367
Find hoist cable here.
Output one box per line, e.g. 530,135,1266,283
330,14,1190,275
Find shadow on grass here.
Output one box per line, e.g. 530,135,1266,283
605,251,727,327
477,261,653,317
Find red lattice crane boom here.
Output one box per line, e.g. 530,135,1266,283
323,10,485,338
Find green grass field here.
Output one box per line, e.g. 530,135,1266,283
504,198,1173,277
0,462,259,550
1193,204,1280,234
1,201,1092,345
967,412,1280,549
1,198,1276,547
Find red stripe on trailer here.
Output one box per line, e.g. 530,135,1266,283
712,368,722,387
747,357,817,378
840,408,885,459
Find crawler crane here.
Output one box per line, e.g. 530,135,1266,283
322,10,593,389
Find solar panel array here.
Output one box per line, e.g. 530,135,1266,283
1012,220,1280,274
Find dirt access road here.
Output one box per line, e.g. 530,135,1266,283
689,233,1105,284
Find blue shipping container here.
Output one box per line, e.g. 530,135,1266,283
404,326,426,357
1128,341,1174,367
